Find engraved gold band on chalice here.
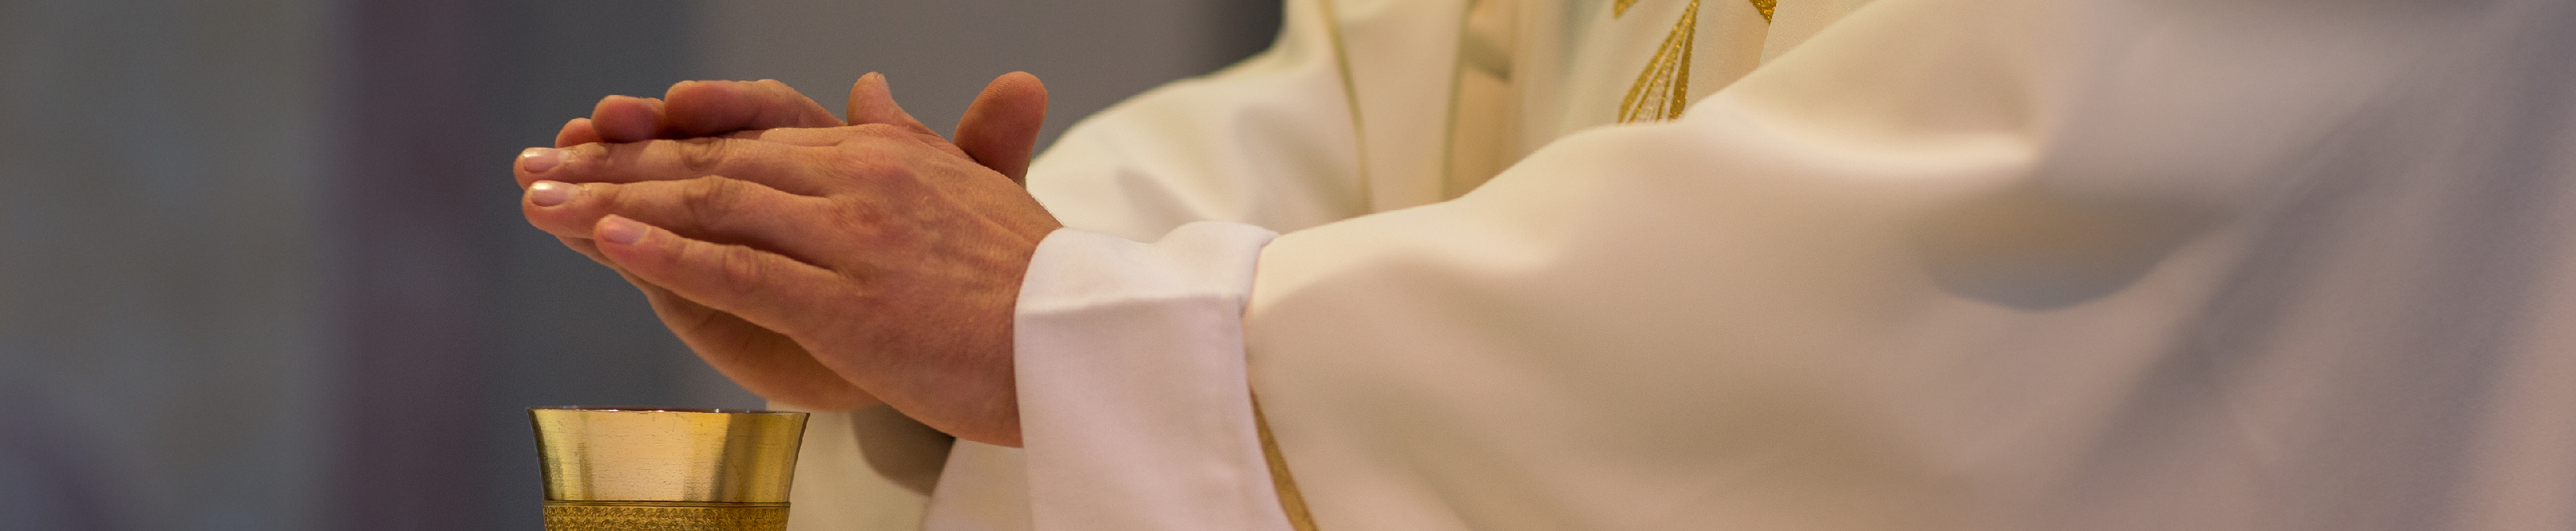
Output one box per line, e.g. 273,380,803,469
530,407,808,531
542,500,789,531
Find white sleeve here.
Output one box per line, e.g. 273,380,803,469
995,221,1290,531
916,0,1470,524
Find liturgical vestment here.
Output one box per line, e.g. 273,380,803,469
785,0,2576,529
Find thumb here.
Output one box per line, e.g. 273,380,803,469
591,215,844,342
954,72,1049,183
845,72,943,139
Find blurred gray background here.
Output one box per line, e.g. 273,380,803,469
0,0,1278,529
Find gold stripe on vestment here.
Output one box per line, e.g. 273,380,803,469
1616,0,1772,124
1255,394,1321,531
1617,0,1700,123
1622,0,1771,19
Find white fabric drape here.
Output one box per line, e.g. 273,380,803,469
806,0,2576,529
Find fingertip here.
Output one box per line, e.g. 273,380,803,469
979,72,1049,121
513,146,565,187
555,117,600,147
667,80,843,136
662,81,742,136
521,181,602,239
596,214,651,246
847,72,892,114
958,72,1052,182
995,71,1045,93
519,146,566,173
663,80,741,109
526,179,577,208
663,79,712,100
591,95,665,142
847,72,938,135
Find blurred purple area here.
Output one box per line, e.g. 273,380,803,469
0,0,1277,529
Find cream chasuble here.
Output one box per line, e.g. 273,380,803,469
789,0,2576,529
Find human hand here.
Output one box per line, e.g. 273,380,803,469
516,75,1056,446
520,73,1049,417
558,72,1049,180
540,73,1047,266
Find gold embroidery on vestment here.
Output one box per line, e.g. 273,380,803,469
1622,0,1772,19
1618,0,1700,123
1255,395,1321,531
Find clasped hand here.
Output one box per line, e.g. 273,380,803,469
513,73,1056,446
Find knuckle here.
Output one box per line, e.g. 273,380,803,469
822,162,894,196
583,183,623,212
712,246,771,290
825,200,881,234
672,138,732,174
678,176,742,218
865,156,927,187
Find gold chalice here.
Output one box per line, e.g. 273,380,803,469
530,407,810,531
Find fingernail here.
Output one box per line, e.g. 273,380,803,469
519,147,565,173
526,180,575,207
598,216,648,245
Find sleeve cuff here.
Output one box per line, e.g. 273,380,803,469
1012,220,1293,531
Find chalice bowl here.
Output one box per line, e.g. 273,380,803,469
530,407,810,531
